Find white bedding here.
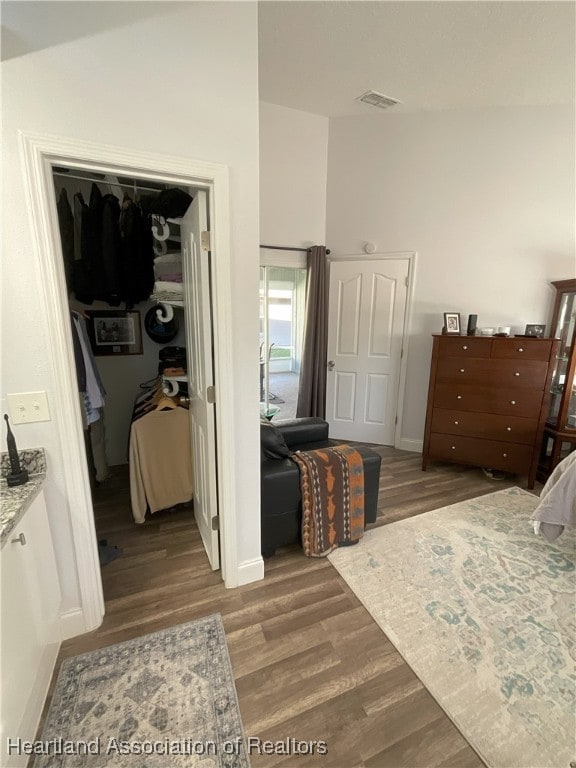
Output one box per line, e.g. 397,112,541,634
532,451,576,541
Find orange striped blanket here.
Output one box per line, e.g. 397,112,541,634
292,445,365,557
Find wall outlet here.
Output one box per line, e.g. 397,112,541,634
7,391,51,424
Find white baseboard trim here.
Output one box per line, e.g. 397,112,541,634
60,607,89,640
396,438,423,454
230,556,265,588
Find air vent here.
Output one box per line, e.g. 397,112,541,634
358,90,400,110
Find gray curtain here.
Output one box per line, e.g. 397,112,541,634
296,245,328,418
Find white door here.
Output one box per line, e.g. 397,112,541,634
181,190,219,569
326,258,409,444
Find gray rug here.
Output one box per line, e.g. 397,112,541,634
329,488,576,768
33,614,250,767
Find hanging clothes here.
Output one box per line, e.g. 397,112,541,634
99,194,122,306
56,189,75,289
129,403,193,524
120,197,155,307
58,178,185,308
72,184,103,304
71,311,109,483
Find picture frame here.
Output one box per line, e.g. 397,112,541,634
86,310,143,356
443,312,461,335
524,324,546,338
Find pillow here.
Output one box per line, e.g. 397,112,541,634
260,419,290,460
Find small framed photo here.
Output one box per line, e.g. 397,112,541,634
86,310,143,356
443,312,461,335
524,324,546,338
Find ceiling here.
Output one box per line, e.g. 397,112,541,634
258,1,576,116
2,1,574,117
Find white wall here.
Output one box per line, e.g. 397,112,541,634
259,102,329,247
1,2,261,626
327,106,576,448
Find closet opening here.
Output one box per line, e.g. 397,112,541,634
50,163,221,609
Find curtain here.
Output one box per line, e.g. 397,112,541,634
296,245,328,418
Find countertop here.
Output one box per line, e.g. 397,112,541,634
0,448,47,548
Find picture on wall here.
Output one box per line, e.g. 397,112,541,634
86,310,143,356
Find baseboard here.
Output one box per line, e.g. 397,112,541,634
396,438,423,453
229,556,265,588
59,606,89,640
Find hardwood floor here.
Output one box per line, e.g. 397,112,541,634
46,451,538,767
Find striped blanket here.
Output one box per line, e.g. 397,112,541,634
292,444,365,557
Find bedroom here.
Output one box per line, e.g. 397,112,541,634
1,2,574,767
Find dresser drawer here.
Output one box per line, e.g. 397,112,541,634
431,409,539,445
490,338,553,361
434,383,544,417
436,357,549,390
438,337,492,358
429,433,533,473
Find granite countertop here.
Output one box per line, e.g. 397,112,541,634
0,449,47,548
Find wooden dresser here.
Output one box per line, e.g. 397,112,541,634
422,335,558,488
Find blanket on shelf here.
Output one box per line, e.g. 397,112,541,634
292,444,364,557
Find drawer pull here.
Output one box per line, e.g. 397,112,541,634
11,533,27,546
506,427,512,431
460,368,465,373
514,372,520,377
451,445,456,450
457,395,462,400
518,347,524,352
462,345,468,350
454,420,459,425
511,400,516,405
503,453,508,458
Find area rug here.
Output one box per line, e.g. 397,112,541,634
328,487,576,768
33,614,249,767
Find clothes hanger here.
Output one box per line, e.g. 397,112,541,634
151,380,178,411
153,394,179,411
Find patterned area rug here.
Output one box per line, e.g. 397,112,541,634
33,614,249,767
328,487,576,768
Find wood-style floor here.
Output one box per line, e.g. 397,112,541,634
46,450,537,768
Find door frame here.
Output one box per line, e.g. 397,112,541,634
327,251,417,450
19,131,241,635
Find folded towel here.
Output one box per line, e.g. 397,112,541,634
154,280,184,295
154,253,182,264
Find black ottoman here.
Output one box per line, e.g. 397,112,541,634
261,418,382,557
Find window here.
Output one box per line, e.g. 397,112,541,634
259,265,307,418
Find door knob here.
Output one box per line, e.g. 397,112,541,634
327,360,335,370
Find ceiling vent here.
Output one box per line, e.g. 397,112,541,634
357,90,400,110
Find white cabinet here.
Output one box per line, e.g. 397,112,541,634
1,490,62,767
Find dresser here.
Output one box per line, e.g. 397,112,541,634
422,335,558,489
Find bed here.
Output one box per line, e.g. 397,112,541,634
532,451,576,541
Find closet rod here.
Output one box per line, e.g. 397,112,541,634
52,171,164,194
259,244,331,255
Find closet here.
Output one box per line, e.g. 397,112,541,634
51,166,220,588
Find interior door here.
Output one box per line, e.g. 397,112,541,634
326,258,409,444
181,190,219,569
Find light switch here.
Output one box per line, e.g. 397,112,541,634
7,391,51,424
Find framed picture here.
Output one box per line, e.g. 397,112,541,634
524,324,546,338
443,312,461,335
86,310,143,356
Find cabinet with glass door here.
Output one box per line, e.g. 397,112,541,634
537,278,576,482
